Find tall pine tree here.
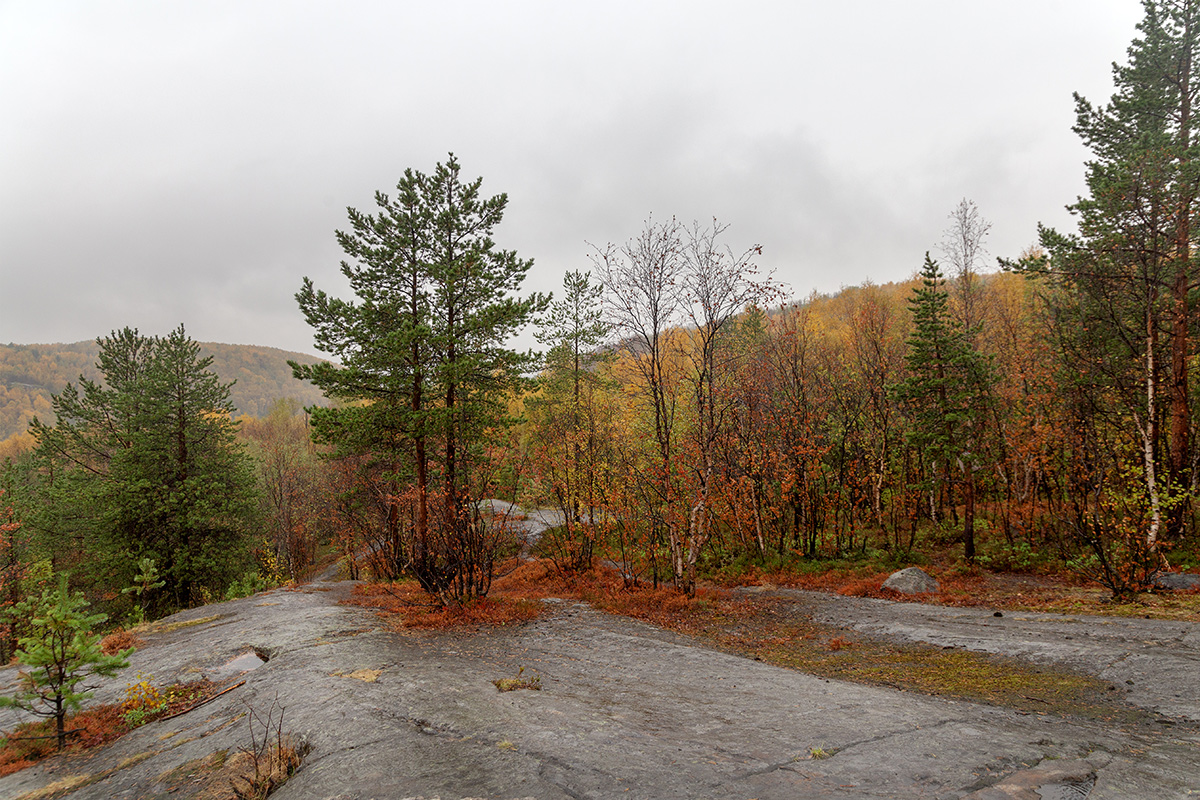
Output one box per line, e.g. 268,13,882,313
1037,0,1200,541
530,270,611,570
293,155,547,599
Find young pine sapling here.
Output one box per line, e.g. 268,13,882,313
0,575,132,749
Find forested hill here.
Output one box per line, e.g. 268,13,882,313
0,340,329,441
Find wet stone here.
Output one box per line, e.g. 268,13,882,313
883,566,940,594
1153,572,1200,591
212,648,266,679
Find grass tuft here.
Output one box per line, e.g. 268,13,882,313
493,666,542,692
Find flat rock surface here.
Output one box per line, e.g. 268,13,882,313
777,588,1200,722
1,580,1199,799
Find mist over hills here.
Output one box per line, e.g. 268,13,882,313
0,340,329,442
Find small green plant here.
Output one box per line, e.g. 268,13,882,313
493,665,542,692
122,557,165,625
0,575,132,750
808,745,834,759
164,682,204,708
976,539,1047,572
120,672,168,727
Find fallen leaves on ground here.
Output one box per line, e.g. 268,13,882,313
343,556,1168,724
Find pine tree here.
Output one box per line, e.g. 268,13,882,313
530,270,610,569
0,575,131,750
293,154,547,599
1038,0,1200,540
894,254,993,561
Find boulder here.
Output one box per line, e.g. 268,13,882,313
1154,572,1200,591
883,566,939,594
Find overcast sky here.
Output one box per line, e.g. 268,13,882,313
1,1,1143,356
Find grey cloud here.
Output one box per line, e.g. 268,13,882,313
0,1,1141,353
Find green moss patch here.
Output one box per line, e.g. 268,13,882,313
696,600,1154,724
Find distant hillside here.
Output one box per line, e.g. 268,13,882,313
0,340,330,442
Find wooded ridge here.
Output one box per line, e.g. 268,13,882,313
0,340,328,443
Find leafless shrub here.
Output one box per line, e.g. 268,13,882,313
230,695,308,800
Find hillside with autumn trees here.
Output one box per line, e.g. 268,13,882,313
0,340,328,452
3,6,1200,737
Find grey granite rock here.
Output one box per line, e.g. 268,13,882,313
882,566,940,594
1154,571,1200,591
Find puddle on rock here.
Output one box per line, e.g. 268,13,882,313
213,649,268,679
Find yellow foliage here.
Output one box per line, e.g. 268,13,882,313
121,672,167,724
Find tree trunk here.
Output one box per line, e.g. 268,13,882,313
1169,18,1194,537
963,471,976,563
55,691,66,751
1145,304,1163,550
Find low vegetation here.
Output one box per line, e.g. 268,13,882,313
493,666,542,692
0,677,219,777
228,697,306,800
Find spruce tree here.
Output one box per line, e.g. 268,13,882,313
29,327,257,607
894,254,993,561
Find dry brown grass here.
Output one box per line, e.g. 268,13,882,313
141,613,226,634
227,737,306,800
833,576,886,597
100,628,143,656
826,636,852,652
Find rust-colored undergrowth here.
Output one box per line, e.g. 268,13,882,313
344,556,1177,722
0,678,220,778
715,555,1200,617
347,557,766,635
99,628,144,656
0,705,128,777
347,553,1200,634
346,557,751,633
349,559,546,630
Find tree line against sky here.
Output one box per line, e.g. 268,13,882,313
1,0,1199,631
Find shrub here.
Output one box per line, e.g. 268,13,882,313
224,571,275,601
100,628,143,656
1065,489,1166,599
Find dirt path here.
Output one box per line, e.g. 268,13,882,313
1,579,1199,799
